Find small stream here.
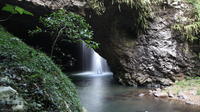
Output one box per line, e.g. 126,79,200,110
70,74,200,112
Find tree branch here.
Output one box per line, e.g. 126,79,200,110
50,26,66,57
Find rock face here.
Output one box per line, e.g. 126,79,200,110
0,0,86,15
0,0,199,87
86,1,200,87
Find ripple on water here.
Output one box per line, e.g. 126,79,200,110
70,74,200,112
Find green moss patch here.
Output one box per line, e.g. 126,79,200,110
0,25,82,112
164,77,200,95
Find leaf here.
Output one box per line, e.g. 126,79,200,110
23,10,34,16
15,6,24,15
1,4,33,16
1,4,17,14
15,6,33,16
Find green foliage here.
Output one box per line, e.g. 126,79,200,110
0,26,82,112
172,0,200,41
199,53,200,59
173,77,200,88
172,22,200,41
197,89,200,95
112,0,161,34
30,10,98,49
114,0,150,33
186,0,200,19
88,0,166,34
1,4,33,16
88,0,106,15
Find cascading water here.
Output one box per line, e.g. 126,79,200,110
76,42,112,76
91,51,111,74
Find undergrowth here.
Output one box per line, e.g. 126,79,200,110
0,25,82,112
172,0,200,41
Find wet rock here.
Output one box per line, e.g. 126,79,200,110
138,93,145,97
167,91,174,98
0,86,25,112
185,101,196,105
0,86,17,98
159,78,174,86
88,0,198,87
154,92,168,98
82,107,87,112
153,90,168,98
178,92,188,99
149,90,153,95
0,0,86,15
189,90,197,95
155,88,162,92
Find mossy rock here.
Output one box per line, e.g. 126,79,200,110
0,25,82,112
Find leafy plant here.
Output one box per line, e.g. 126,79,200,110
1,4,33,16
0,25,82,112
88,0,106,15
30,10,99,56
172,0,200,41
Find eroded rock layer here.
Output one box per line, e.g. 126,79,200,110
86,1,200,87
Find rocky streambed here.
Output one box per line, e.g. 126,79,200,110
150,78,200,106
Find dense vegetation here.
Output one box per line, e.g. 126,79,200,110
0,0,199,110
1,4,33,16
172,0,200,41
0,25,82,112
30,10,99,56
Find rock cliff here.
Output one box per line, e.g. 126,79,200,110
0,0,199,87
86,0,200,87
0,0,86,15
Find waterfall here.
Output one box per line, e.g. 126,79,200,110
76,42,112,76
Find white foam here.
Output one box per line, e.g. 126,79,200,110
73,71,113,77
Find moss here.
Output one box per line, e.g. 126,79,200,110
87,0,106,15
165,77,200,95
172,0,200,41
113,0,151,34
111,0,167,34
88,0,167,35
197,89,200,95
0,25,82,112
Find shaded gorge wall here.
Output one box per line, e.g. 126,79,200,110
85,0,200,87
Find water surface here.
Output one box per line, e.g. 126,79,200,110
70,74,200,112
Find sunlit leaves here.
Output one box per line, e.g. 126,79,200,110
30,10,99,49
172,0,200,41
1,4,33,16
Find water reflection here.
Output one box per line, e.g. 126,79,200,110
70,74,200,112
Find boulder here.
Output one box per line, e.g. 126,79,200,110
153,91,168,98
0,86,25,112
178,91,188,99
0,86,17,98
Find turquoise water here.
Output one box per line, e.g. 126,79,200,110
70,74,200,112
